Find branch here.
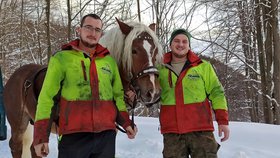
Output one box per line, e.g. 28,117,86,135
71,0,93,21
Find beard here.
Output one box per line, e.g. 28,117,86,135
80,38,96,48
173,51,187,58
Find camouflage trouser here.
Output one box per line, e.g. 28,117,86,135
162,131,220,158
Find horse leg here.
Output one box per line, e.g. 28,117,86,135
26,124,41,158
8,113,31,158
30,143,41,158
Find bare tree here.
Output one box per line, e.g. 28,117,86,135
254,0,280,124
271,0,280,124
67,0,71,41
45,0,51,61
196,0,280,124
137,0,141,22
237,0,260,122
19,0,24,66
1,0,279,123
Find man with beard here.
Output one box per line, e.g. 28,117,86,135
158,29,230,158
33,14,137,158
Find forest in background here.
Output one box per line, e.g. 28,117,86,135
0,0,280,124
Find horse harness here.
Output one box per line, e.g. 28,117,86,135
119,66,160,133
23,66,47,124
24,66,47,98
117,32,161,132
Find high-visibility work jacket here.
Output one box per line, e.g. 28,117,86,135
33,40,130,145
159,51,228,134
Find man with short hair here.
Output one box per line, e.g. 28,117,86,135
33,13,137,158
158,29,230,158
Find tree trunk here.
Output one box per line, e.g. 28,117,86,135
271,0,280,124
19,0,24,66
263,0,274,124
255,0,271,123
67,0,71,41
137,0,141,22
45,0,51,61
253,32,260,122
238,1,258,122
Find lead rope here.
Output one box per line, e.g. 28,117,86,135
130,94,138,130
118,86,139,133
129,84,141,130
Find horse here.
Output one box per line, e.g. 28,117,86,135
3,19,163,158
100,18,163,106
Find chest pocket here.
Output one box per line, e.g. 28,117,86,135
184,70,205,93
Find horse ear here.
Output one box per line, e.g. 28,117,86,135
149,23,156,32
116,17,133,36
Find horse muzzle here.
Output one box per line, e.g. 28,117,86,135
140,88,161,107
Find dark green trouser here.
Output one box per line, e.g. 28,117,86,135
162,131,220,158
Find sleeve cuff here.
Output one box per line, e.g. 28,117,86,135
33,119,50,145
215,109,229,125
119,111,132,129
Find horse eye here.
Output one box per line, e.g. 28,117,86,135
132,50,137,54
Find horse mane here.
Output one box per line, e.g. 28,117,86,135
99,21,163,72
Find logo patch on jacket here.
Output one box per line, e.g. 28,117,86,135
187,74,200,80
101,64,112,74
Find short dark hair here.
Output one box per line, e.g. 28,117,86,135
81,14,102,27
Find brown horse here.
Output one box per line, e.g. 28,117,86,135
4,64,47,158
3,19,163,158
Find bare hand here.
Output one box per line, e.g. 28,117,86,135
125,90,136,104
126,125,138,139
34,143,49,157
218,125,230,142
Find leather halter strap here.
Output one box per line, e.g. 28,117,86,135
127,65,159,107
131,66,158,81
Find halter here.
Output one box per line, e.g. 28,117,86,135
118,26,161,132
128,65,160,106
127,33,159,103
130,66,159,86
123,65,160,132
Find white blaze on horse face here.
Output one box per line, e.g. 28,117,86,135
143,40,153,66
143,40,156,100
149,74,156,101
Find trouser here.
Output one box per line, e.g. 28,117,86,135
162,131,220,158
58,130,116,158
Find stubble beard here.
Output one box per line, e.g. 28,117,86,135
173,51,187,59
80,38,96,48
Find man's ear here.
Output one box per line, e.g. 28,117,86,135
76,27,81,36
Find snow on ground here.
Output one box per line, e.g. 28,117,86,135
1,117,280,158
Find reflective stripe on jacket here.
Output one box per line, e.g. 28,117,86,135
159,51,228,134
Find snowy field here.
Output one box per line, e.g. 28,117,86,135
1,117,280,158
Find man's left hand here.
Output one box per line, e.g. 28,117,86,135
218,124,230,142
125,125,138,139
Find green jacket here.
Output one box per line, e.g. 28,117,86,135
33,40,131,145
159,51,228,134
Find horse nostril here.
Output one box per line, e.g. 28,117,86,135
146,90,153,98
146,89,161,97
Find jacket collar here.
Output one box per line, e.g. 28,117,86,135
61,39,109,58
163,50,202,65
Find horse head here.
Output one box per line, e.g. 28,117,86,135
116,18,163,107
100,18,163,107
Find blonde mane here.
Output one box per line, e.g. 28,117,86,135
99,21,163,72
